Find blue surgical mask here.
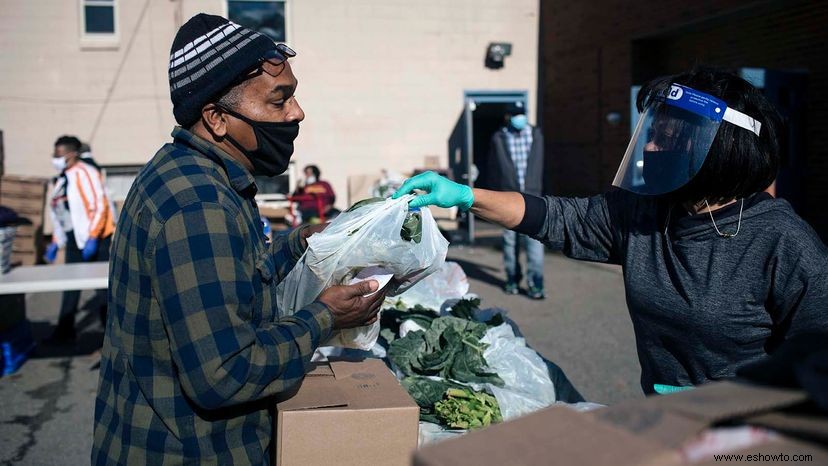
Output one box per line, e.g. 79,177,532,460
510,114,528,131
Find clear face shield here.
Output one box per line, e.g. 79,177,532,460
612,84,762,196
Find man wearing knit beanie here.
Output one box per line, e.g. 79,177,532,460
93,14,386,464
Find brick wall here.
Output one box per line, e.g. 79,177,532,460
540,0,828,239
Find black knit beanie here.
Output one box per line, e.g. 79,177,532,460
168,14,278,127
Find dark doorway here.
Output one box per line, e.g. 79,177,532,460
448,91,528,243
755,69,808,215
471,102,513,190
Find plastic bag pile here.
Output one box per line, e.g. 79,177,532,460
376,264,603,444
383,298,558,427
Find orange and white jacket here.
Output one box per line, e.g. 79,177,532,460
49,161,115,249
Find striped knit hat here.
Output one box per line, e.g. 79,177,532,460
169,14,281,126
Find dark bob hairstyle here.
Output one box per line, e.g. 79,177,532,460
637,66,784,205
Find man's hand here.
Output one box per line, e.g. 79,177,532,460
300,223,328,248
318,280,386,329
391,171,474,210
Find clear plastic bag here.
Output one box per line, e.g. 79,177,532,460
277,195,449,349
480,323,559,420
394,261,470,312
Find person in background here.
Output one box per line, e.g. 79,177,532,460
78,141,119,222
293,164,337,222
394,67,827,395
44,135,115,343
79,142,101,169
487,102,546,299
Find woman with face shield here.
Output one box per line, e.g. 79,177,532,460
393,67,828,395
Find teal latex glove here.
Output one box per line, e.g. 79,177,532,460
391,171,474,211
653,384,693,395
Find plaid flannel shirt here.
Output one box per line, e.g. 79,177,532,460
92,127,333,465
503,125,533,192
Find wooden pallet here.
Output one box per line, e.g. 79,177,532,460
0,175,49,266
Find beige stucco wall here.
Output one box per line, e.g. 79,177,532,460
0,0,538,207
0,0,179,174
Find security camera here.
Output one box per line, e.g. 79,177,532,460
485,42,512,69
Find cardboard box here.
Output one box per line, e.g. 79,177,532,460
274,359,419,466
347,173,383,206
0,175,48,265
413,381,828,466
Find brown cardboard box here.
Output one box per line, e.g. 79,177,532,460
413,381,828,466
0,175,48,265
274,359,419,466
347,173,383,206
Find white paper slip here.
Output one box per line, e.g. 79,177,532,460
347,265,395,297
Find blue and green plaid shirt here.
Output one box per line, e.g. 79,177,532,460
92,127,333,465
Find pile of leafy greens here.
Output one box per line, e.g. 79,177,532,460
401,376,465,424
447,298,504,327
380,298,503,346
382,297,507,428
435,387,502,429
387,315,503,386
401,378,502,429
379,304,438,345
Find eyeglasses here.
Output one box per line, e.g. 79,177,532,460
239,43,296,83
274,43,296,60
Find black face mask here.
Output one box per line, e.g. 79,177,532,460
218,106,299,177
642,150,690,195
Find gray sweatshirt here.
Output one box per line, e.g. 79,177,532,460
517,191,828,394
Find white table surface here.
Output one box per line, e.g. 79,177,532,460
0,262,109,295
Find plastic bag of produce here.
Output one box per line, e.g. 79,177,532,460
277,195,449,349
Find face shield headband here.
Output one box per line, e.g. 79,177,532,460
612,83,762,196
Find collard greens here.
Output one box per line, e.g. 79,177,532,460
387,316,503,386
448,298,504,327
401,376,464,424
400,378,502,428
379,304,438,345
435,387,502,429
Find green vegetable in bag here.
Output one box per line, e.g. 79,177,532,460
345,197,423,243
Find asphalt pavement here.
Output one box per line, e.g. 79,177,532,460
0,241,641,464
